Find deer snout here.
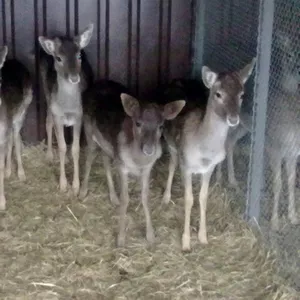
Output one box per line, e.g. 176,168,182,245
142,144,155,156
68,74,80,84
226,115,240,127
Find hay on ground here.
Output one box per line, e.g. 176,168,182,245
0,143,299,300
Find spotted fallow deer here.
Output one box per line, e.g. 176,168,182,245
38,24,94,195
80,80,185,247
0,46,33,210
162,59,256,251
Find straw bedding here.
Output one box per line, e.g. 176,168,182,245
0,143,299,300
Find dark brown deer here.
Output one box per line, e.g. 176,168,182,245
0,46,33,210
162,60,255,251
38,24,94,195
80,80,185,247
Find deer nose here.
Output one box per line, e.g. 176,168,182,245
226,115,240,127
68,75,80,84
142,144,155,156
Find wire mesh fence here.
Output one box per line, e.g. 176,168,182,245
198,0,300,290
259,0,300,289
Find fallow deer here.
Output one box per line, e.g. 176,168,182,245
80,80,185,247
0,46,33,210
216,31,300,230
162,60,256,251
38,24,94,195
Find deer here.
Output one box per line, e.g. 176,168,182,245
0,46,33,210
38,24,94,196
215,31,300,231
162,59,256,251
79,80,185,247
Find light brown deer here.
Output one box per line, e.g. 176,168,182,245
38,24,94,195
80,80,185,247
162,60,255,251
0,46,33,210
216,31,300,230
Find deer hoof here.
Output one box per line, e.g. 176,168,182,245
117,235,126,248
271,217,280,231
146,228,155,244
110,193,120,206
59,177,68,192
182,234,191,252
5,169,11,179
46,150,54,162
79,188,88,199
18,170,26,181
289,214,300,225
162,191,171,205
0,196,6,210
198,231,208,244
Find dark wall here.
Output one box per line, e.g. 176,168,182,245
0,0,196,143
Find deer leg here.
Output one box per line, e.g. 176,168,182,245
13,125,26,181
162,149,177,204
54,119,67,192
182,169,193,252
103,154,119,205
285,157,299,225
79,140,96,199
5,130,13,179
72,120,82,196
198,167,214,244
216,163,222,183
0,145,6,210
46,110,54,161
141,167,155,243
270,157,282,231
117,169,129,247
227,143,238,187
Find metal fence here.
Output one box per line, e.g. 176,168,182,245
194,0,300,290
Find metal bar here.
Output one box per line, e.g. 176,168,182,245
191,0,206,78
245,0,275,223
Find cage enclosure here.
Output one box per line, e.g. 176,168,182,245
0,0,299,297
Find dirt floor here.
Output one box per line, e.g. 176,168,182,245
0,143,299,300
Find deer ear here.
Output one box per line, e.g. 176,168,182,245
120,93,140,117
38,36,56,55
163,100,186,120
76,24,94,49
238,58,256,84
0,46,8,68
202,66,218,88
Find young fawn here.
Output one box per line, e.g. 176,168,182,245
38,24,94,195
217,31,299,230
162,60,255,251
80,80,185,247
0,46,33,210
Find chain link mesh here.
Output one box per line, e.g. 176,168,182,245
201,0,300,290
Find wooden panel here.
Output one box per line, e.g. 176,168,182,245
0,0,195,143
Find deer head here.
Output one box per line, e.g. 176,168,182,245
202,59,256,127
121,93,185,156
38,24,94,85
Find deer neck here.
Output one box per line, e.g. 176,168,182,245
197,100,230,144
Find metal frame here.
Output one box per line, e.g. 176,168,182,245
245,0,275,223
192,0,206,78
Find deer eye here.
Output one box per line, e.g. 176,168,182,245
55,56,62,62
135,121,142,127
215,92,222,98
77,53,81,60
